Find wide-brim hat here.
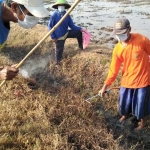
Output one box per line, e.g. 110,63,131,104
52,0,71,9
112,17,130,35
13,0,50,18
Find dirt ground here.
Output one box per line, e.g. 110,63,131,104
0,23,150,149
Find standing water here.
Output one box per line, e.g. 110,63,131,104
42,0,150,49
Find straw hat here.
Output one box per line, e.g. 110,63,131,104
52,0,71,9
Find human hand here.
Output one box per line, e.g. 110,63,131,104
81,28,86,32
0,65,19,80
98,84,108,97
98,89,105,97
53,39,57,43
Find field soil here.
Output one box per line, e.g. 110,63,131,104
0,23,150,149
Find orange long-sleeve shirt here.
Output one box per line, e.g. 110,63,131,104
105,33,150,88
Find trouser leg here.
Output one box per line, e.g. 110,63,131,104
144,85,150,116
55,40,65,64
67,30,83,49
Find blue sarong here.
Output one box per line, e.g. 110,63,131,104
118,86,150,120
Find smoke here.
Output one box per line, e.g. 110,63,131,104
19,69,29,78
19,55,51,79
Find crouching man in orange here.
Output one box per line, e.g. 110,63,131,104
99,17,150,130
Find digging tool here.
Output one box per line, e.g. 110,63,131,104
85,94,100,102
85,87,120,103
85,90,109,102
0,0,81,88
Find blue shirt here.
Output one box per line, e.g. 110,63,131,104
0,0,10,49
48,10,81,39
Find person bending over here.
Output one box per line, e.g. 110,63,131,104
0,0,49,80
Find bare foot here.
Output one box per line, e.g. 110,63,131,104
119,115,126,122
134,118,146,131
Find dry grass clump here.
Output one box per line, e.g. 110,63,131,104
0,23,149,150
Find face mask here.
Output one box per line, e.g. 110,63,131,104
18,15,39,29
115,33,128,42
58,6,65,13
17,5,39,29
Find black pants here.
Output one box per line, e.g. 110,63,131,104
55,30,83,64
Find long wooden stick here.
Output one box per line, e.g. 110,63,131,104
0,0,81,87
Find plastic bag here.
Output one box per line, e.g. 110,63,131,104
82,29,91,49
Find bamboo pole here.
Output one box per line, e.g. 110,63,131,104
0,0,81,87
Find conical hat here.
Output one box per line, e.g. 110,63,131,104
52,0,71,9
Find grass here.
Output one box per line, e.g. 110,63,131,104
0,23,150,150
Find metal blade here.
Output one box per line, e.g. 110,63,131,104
85,89,111,102
85,94,99,102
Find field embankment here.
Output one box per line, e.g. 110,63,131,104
0,23,150,150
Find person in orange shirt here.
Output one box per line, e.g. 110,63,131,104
99,17,150,130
